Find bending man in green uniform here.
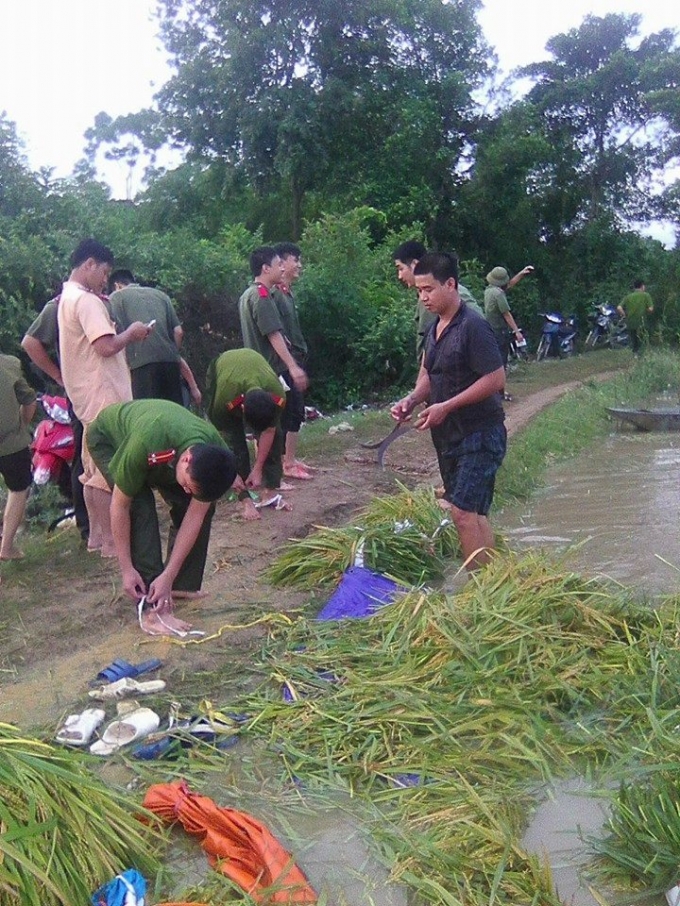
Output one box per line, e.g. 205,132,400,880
206,348,289,521
87,399,237,634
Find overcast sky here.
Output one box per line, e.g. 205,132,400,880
0,0,678,202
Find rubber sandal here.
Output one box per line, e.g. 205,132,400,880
89,707,161,756
94,657,163,684
55,708,105,747
88,677,167,701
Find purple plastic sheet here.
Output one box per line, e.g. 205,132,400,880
316,565,405,621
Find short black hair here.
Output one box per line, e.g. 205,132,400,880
393,240,426,265
70,239,114,269
243,389,279,432
110,268,135,286
249,246,278,277
274,242,301,260
413,251,459,285
632,279,645,289
189,444,237,502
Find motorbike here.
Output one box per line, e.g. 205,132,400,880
535,312,577,361
31,394,76,503
584,303,629,350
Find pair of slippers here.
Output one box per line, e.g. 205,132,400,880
132,710,245,760
55,704,161,754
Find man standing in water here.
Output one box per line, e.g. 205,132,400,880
391,252,506,571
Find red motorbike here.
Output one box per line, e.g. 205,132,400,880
31,395,76,503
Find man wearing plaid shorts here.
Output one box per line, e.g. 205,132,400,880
391,252,506,571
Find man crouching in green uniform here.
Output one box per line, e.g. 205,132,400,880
205,348,289,521
87,399,237,634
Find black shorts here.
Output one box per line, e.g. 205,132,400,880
0,446,33,492
280,373,306,433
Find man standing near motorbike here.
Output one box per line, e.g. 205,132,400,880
391,252,506,573
483,265,533,371
617,280,654,355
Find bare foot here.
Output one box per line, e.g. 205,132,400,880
0,546,24,561
140,609,177,637
277,481,295,491
156,610,193,634
283,463,313,480
172,590,208,600
242,499,261,521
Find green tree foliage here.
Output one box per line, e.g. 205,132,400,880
93,0,489,242
518,13,680,229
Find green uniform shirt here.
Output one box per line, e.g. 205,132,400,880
238,283,287,374
483,285,510,334
0,354,36,456
25,298,60,364
109,285,181,370
271,284,308,362
90,399,225,498
205,349,283,431
620,290,653,330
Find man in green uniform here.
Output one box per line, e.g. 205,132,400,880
0,353,36,561
87,400,237,632
393,240,483,361
239,246,309,395
617,280,654,354
205,348,288,520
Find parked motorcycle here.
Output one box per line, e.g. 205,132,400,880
584,303,629,350
535,312,577,361
31,395,76,502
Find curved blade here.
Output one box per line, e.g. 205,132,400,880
377,423,413,468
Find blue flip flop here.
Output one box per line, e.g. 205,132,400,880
132,714,243,760
94,658,163,684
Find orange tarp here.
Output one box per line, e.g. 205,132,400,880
144,781,316,904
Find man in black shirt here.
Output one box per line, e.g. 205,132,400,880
391,252,506,571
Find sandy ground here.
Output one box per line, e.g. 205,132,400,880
0,377,608,734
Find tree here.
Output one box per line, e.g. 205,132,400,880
94,0,490,241
516,14,680,231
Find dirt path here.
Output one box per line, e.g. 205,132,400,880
0,374,618,732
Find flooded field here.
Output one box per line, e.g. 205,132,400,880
500,431,680,597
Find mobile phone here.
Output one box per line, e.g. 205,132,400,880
146,319,156,329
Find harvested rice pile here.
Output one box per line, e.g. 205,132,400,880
0,724,161,905
246,549,680,904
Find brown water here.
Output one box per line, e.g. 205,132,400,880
499,429,680,906
500,432,680,597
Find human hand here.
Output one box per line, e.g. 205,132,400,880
190,386,202,406
414,402,448,430
522,265,535,275
246,467,263,490
123,567,147,600
128,321,154,342
390,395,415,422
290,364,309,391
147,574,174,611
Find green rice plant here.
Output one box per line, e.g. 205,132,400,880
0,723,162,905
265,485,459,588
593,774,680,893
236,550,680,904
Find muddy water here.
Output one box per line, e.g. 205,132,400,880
498,429,680,906
500,431,680,596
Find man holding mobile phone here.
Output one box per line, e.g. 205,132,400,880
108,270,193,405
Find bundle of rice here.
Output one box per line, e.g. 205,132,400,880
265,486,459,589
0,723,161,905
